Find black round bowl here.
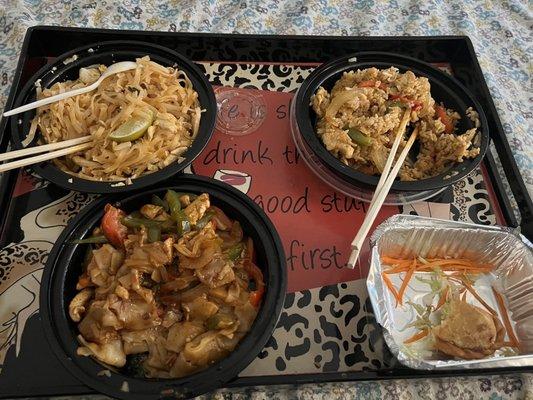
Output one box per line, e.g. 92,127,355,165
294,52,489,192
40,175,286,400
10,40,216,194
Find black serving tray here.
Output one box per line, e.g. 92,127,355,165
0,26,531,398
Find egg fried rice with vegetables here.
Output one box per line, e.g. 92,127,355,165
311,67,480,181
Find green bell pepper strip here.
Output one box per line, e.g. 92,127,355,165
151,194,170,212
147,227,162,243
165,190,182,220
72,235,108,244
347,128,373,146
121,215,161,229
174,210,191,235
227,242,245,261
196,209,216,229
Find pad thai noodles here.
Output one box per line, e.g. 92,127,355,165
311,67,480,181
69,191,264,378
30,56,202,182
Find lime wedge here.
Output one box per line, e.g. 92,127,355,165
109,110,155,142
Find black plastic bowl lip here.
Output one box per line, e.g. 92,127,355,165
40,175,287,400
9,40,217,194
294,51,490,192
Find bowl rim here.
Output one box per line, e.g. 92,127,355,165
293,51,490,192
40,175,287,399
9,40,217,194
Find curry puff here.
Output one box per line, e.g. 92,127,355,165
433,300,505,360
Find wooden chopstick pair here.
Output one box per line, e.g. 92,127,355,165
347,109,418,269
0,136,92,174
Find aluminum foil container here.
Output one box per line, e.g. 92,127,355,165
367,214,533,369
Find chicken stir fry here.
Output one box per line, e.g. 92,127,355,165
69,191,264,378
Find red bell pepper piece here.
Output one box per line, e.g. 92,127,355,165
101,204,127,248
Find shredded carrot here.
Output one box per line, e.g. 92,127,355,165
382,272,401,304
419,260,482,269
397,259,416,306
381,255,498,318
381,256,493,275
404,329,429,344
435,286,449,310
415,266,491,274
436,105,454,135
492,287,520,348
381,256,412,267
383,266,411,274
462,278,497,315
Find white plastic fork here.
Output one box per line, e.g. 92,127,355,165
3,61,138,117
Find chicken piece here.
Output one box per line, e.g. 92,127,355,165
310,86,330,117
140,204,169,221
124,232,148,254
179,194,192,207
175,224,218,257
114,285,129,300
162,237,174,261
433,300,504,359
86,244,125,287
196,256,235,288
69,288,94,322
175,224,222,269
116,268,154,304
183,193,210,225
79,67,101,84
77,335,126,367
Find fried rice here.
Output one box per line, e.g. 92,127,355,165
311,67,480,181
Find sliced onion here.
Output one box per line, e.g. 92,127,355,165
370,145,388,173
325,90,357,118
